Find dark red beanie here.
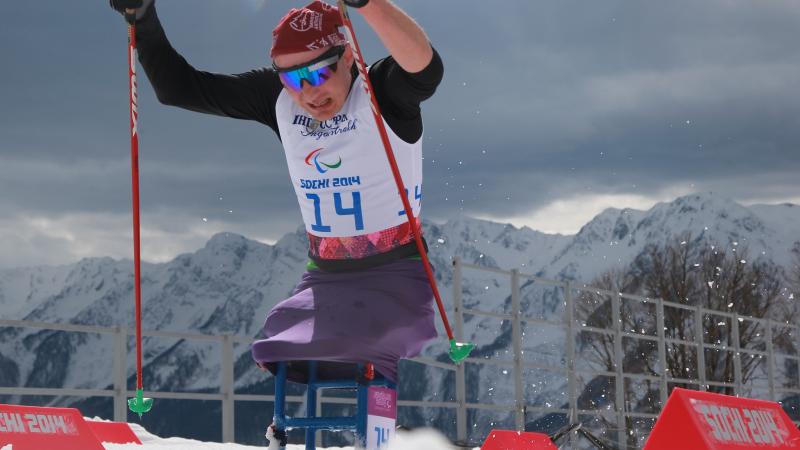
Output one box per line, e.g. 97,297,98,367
270,1,348,58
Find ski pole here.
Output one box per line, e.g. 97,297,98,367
336,1,475,364
124,10,153,418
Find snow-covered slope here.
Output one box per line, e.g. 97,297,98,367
0,264,72,319
0,192,797,445
540,193,798,283
101,422,466,450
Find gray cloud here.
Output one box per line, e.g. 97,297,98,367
0,0,798,268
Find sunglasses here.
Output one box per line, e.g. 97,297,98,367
273,46,345,92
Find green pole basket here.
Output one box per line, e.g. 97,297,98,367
449,339,475,364
128,388,153,418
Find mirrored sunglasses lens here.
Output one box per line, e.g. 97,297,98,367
280,62,335,91
308,66,333,86
281,70,303,91
279,71,303,91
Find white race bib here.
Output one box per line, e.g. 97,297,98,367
276,76,423,239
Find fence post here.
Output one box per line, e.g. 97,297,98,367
611,293,626,447
452,257,467,443
656,299,668,407
766,320,775,401
695,306,707,391
222,335,235,443
731,313,743,396
113,326,127,422
564,282,577,428
511,269,525,431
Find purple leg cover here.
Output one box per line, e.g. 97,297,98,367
251,259,437,383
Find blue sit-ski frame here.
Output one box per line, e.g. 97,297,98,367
272,361,396,450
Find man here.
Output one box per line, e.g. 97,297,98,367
109,0,440,395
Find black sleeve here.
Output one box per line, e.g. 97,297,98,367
368,47,444,143
134,6,284,137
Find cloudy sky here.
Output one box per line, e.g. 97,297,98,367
1,0,798,269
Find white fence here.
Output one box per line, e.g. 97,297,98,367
450,257,800,448
1,257,799,448
0,318,454,444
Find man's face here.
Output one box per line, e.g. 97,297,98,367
273,45,354,122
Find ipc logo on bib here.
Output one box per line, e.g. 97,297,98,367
305,147,342,174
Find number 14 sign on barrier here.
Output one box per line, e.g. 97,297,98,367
366,386,396,450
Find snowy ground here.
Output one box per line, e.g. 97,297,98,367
0,423,484,450
0,419,477,450
96,422,473,450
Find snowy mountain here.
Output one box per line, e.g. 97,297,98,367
0,192,797,445
541,194,798,282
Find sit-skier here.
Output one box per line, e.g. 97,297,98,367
109,0,443,446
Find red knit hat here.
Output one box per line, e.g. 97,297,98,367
270,1,348,58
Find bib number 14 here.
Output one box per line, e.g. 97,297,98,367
306,192,364,233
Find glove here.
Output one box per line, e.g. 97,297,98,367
343,0,369,8
109,0,154,23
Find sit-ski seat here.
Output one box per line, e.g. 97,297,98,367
265,360,397,450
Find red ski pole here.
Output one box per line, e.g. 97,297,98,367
336,1,475,364
124,11,153,417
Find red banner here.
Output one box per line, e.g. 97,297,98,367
86,419,142,445
644,388,800,449
0,404,105,450
481,429,557,449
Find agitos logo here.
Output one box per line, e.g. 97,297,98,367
304,148,342,174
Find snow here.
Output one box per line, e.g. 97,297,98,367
101,422,467,449
0,263,71,318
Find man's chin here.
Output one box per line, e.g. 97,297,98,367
303,104,340,122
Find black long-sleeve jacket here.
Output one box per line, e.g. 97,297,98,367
133,6,444,271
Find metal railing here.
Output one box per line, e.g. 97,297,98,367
0,318,455,444
450,257,800,448
2,258,798,448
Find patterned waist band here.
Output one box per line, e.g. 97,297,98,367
308,219,421,260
